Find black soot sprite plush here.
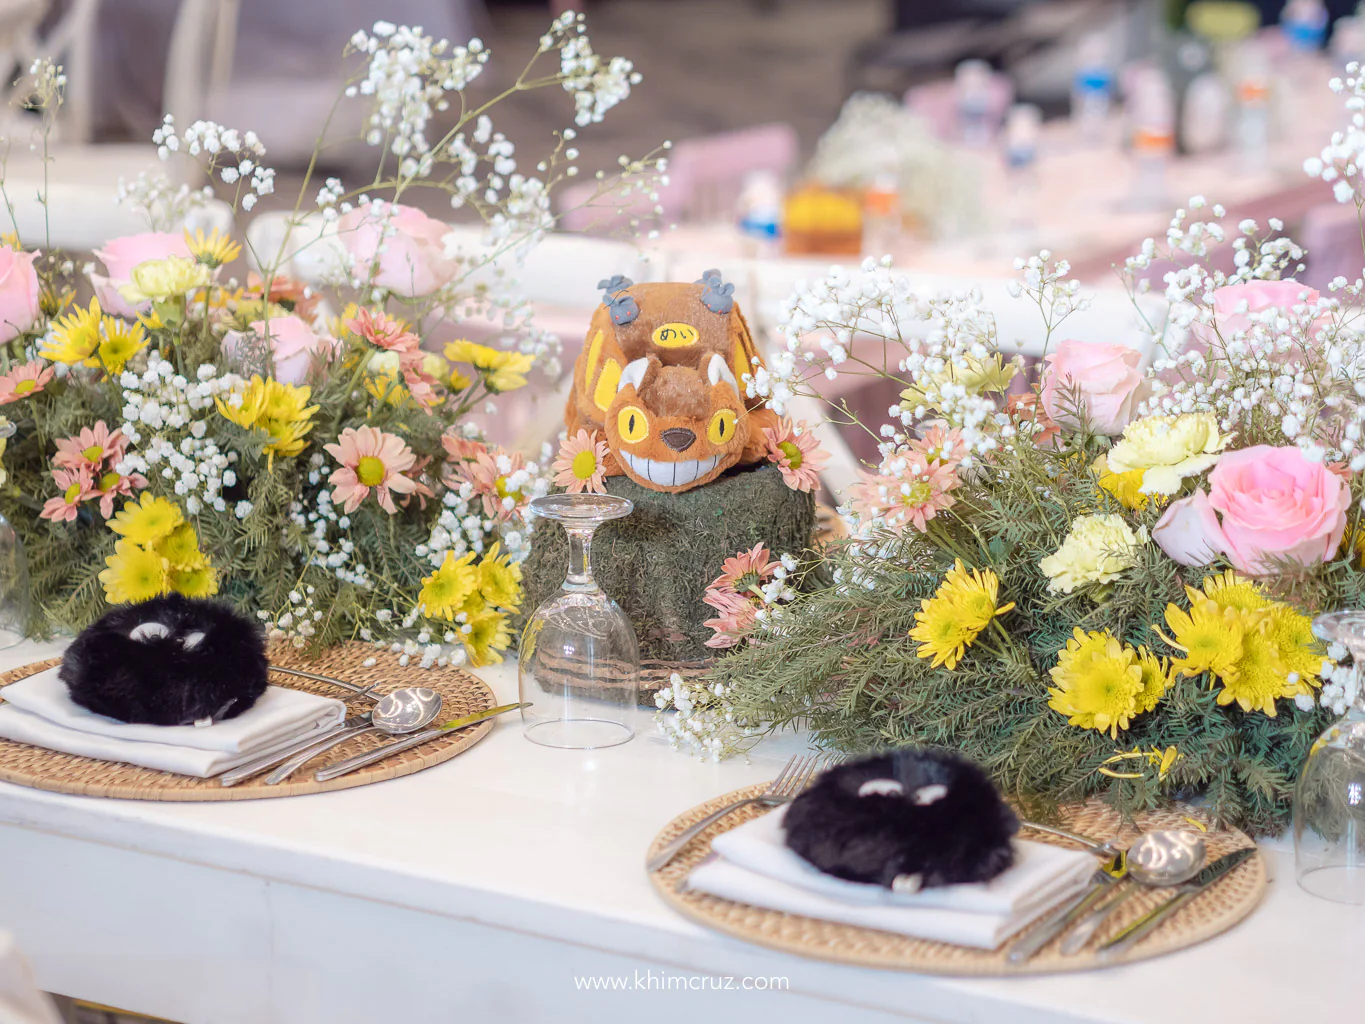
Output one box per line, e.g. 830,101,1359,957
783,749,1019,893
60,595,268,726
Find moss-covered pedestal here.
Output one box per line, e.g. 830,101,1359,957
514,464,815,700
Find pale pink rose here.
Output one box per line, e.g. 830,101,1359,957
337,203,459,298
223,315,336,385
1153,489,1226,567
91,232,192,317
1207,445,1350,574
0,248,41,342
1040,339,1149,436
1211,280,1321,338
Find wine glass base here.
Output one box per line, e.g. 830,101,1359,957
523,718,635,750
1296,865,1365,905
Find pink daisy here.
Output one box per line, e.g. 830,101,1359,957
702,587,758,649
457,448,528,521
93,468,148,518
762,417,830,492
324,425,419,514
851,455,958,535
907,425,966,469
347,308,420,356
0,361,54,405
40,467,93,522
53,421,128,472
710,542,777,592
551,429,609,494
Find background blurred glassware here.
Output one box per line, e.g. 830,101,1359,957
1296,610,1365,904
518,493,639,749
0,420,28,649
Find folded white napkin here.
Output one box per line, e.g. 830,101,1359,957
686,806,1096,950
0,666,346,777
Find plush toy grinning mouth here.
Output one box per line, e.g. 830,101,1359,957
620,451,722,487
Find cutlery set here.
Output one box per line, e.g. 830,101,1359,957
650,752,1258,961
214,665,525,786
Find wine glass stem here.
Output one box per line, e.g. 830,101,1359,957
563,525,599,594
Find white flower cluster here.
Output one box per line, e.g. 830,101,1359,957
153,115,275,211
288,459,373,589
348,21,489,172
1314,646,1362,716
1305,63,1365,204
552,13,641,126
257,586,324,650
115,354,242,515
653,673,757,762
116,171,215,233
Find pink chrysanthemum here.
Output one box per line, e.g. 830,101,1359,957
40,467,93,522
324,425,419,514
851,455,958,534
702,586,758,649
457,448,528,521
347,308,420,356
711,542,777,592
907,425,966,468
0,361,54,405
552,429,609,494
93,468,147,518
53,421,127,472
762,417,830,492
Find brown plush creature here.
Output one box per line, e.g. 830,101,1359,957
565,274,779,493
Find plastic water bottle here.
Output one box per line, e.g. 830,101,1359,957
1071,34,1114,146
955,60,995,148
1283,0,1328,53
1234,38,1272,171
1003,103,1041,232
1127,66,1175,209
735,170,784,257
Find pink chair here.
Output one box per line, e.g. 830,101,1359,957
1301,201,1365,291
556,122,798,232
903,74,1013,142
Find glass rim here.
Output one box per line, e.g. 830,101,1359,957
528,492,634,523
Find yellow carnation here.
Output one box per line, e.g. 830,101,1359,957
119,256,210,305
900,353,1017,413
1105,413,1231,495
1039,513,1148,594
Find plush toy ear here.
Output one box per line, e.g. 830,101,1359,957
707,353,737,390
912,784,949,806
857,778,905,798
618,356,650,394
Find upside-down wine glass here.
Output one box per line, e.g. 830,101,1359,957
0,420,28,649
518,493,639,749
1295,610,1365,904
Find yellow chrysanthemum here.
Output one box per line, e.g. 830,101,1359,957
463,607,511,666
1215,614,1296,716
119,256,210,305
1162,597,1245,679
1133,646,1171,715
168,563,219,598
1048,628,1148,738
477,542,523,611
96,316,147,373
1098,745,1181,780
909,559,1014,669
364,372,408,407
216,376,317,466
99,539,168,604
41,297,102,365
109,493,184,547
154,522,206,569
185,227,241,268
443,339,535,393
899,353,1017,412
419,551,479,621
1092,453,1151,511
1189,570,1324,696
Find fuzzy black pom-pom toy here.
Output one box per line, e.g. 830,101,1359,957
783,749,1019,893
60,595,268,726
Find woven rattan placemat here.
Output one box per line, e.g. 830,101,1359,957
648,784,1266,975
0,643,496,801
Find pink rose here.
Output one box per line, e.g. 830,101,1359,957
0,247,41,343
223,315,336,385
1211,280,1320,338
91,232,192,317
1206,445,1350,574
1040,339,1149,436
1153,489,1225,567
337,203,459,298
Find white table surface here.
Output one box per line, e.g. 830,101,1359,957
0,637,1360,1024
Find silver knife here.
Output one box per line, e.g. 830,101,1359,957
313,702,527,782
1098,847,1256,958
218,715,370,787
1005,856,1128,965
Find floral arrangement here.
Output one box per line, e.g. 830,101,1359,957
0,16,663,669
681,68,1365,833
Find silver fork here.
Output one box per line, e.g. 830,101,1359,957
646,752,839,873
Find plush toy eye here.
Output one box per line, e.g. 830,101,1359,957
617,405,650,443
707,409,738,445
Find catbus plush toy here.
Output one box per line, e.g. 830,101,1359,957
565,271,779,493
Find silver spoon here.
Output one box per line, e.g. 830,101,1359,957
262,687,444,784
1058,829,1207,955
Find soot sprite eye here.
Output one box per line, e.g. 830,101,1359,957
617,405,650,443
707,409,738,445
